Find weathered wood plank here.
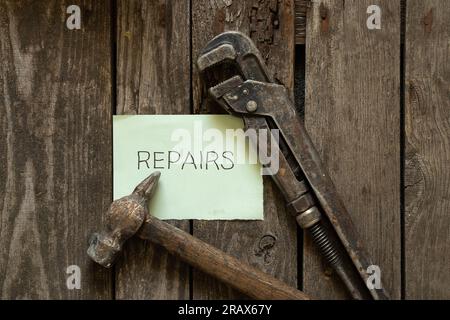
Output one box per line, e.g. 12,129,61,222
304,0,401,299
405,0,450,299
192,0,297,299
115,0,190,299
295,0,308,44
0,0,112,299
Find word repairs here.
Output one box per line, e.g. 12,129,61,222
113,115,264,220
137,150,235,170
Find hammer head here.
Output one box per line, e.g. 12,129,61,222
87,171,161,268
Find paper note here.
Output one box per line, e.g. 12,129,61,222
113,115,263,220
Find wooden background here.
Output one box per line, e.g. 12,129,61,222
0,0,448,299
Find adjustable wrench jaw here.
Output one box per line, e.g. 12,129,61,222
198,31,390,300
197,31,271,84
197,31,298,128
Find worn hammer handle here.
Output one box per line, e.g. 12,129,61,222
138,215,310,300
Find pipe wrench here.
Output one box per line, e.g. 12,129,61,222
197,31,389,300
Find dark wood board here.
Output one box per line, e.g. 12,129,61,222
191,0,298,299
0,0,112,299
114,0,190,299
404,0,450,299
1,0,449,300
304,0,401,299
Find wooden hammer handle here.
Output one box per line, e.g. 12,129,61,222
138,215,311,300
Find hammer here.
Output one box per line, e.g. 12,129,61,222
87,172,311,300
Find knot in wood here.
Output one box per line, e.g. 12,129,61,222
254,234,277,264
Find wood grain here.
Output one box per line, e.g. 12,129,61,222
404,0,450,299
0,0,112,299
114,0,190,299
295,0,308,44
1,0,448,300
304,0,401,299
191,0,298,299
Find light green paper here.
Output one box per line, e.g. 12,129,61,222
113,115,263,220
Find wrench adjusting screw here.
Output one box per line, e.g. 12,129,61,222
297,207,342,267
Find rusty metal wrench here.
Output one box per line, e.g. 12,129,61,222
197,31,389,300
